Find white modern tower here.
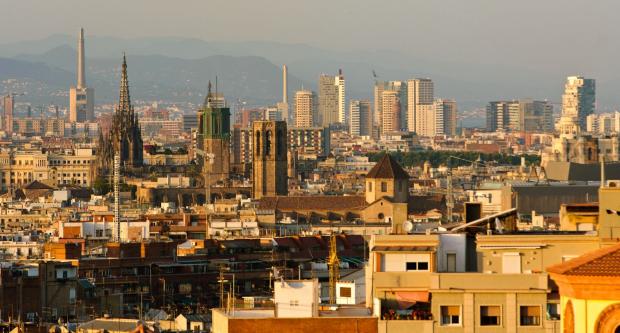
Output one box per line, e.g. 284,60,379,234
407,78,434,133
69,28,94,123
277,65,290,124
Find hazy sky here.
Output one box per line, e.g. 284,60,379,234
2,0,616,58
3,0,620,110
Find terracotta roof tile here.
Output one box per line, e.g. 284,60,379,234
258,195,368,211
547,242,620,276
366,154,409,179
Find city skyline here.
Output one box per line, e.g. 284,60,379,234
4,1,620,114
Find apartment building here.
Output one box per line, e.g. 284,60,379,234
366,220,606,332
0,148,98,191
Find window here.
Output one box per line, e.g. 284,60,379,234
441,306,460,326
446,253,457,272
520,306,541,326
265,130,272,155
339,287,352,297
406,261,429,271
290,300,299,307
480,306,501,326
368,182,372,192
381,182,388,192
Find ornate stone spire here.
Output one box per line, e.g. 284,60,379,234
203,80,213,107
117,53,131,117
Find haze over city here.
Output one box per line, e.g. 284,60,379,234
2,1,620,333
3,0,620,117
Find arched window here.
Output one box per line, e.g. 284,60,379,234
564,300,574,333
255,131,261,156
277,129,284,156
265,130,272,156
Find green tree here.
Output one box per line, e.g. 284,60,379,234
93,176,110,195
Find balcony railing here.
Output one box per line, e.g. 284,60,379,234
378,320,434,333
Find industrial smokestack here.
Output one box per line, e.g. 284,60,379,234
77,28,85,89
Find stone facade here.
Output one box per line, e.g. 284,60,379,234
98,55,143,171
197,82,231,185
252,120,288,199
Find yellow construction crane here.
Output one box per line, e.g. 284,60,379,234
328,233,340,304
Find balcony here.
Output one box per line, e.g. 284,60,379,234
430,272,548,291
378,320,434,333
373,271,432,290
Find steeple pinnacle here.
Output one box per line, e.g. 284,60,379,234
117,53,131,116
204,80,213,107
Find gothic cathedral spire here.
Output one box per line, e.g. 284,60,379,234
98,54,143,171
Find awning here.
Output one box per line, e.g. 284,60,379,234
372,246,435,252
395,291,429,309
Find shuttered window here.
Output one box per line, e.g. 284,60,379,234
441,306,460,326
480,306,501,326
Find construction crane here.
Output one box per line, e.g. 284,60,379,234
445,155,493,223
328,233,340,305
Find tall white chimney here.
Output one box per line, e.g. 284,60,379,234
77,28,86,89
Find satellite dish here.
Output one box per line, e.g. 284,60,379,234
403,220,414,233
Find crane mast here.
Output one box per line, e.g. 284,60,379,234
328,233,340,304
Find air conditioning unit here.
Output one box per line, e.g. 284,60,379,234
607,180,620,188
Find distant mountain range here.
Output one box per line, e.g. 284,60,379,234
5,33,617,127
2,43,306,107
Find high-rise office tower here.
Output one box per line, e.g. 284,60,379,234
487,100,553,133
336,70,346,124
252,120,288,199
407,78,434,133
265,106,282,121
197,81,231,185
295,90,316,128
69,28,94,123
558,76,595,134
525,100,554,133
414,104,436,136
231,125,252,176
277,65,289,124
433,99,457,136
374,81,386,126
98,55,143,170
318,71,345,127
318,74,335,127
2,94,13,134
381,90,401,134
374,81,407,132
350,99,372,137
586,112,620,134
486,101,509,132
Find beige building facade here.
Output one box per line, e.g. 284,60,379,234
252,121,288,199
0,148,97,191
295,90,316,128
